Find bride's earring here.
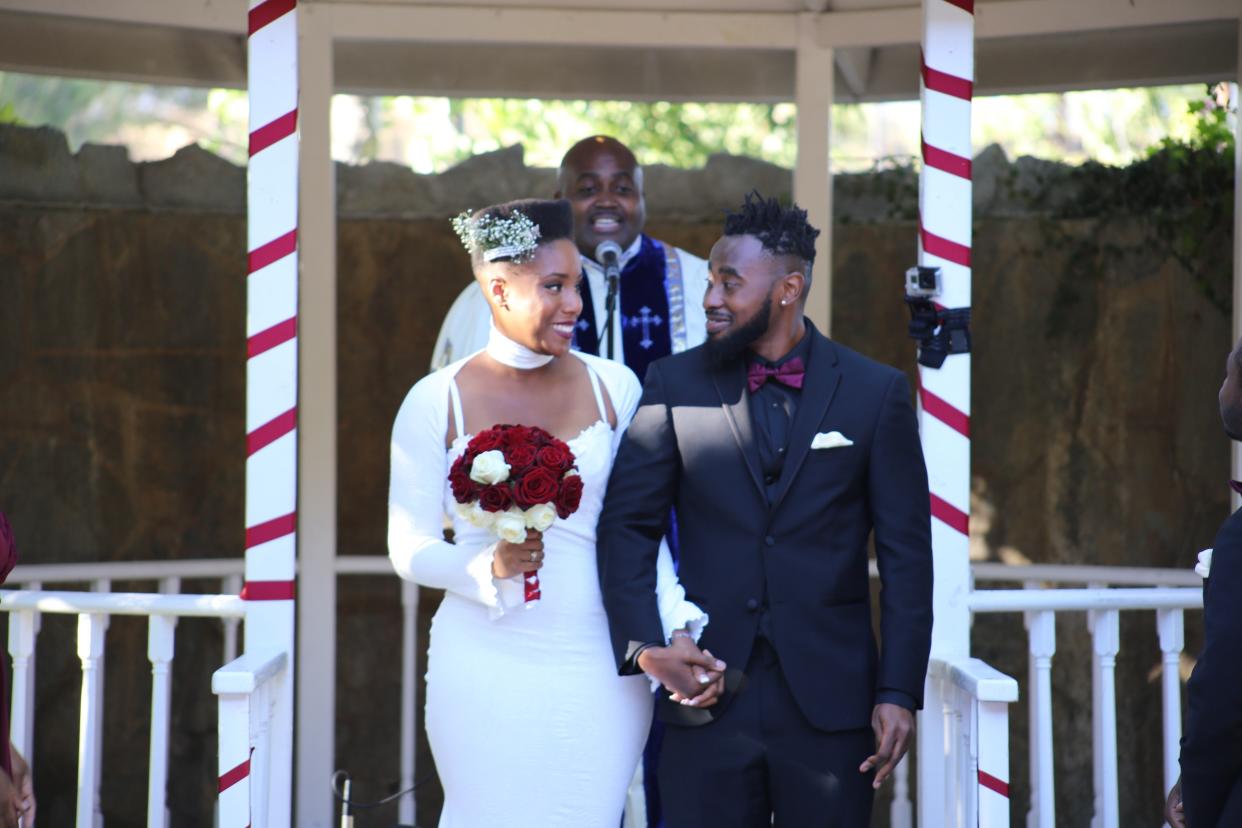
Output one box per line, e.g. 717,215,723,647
492,282,510,312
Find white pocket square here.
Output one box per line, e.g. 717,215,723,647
811,431,854,450
1196,548,1213,579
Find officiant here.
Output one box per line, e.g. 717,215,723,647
431,136,708,380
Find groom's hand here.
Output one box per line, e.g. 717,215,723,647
860,703,914,789
637,643,725,706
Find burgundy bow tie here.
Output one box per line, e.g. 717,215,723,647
748,357,806,393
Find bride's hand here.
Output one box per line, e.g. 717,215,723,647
493,530,545,579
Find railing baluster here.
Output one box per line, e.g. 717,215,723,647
89,580,110,828
76,613,107,828
1087,583,1104,828
1157,609,1185,809
147,614,176,828
400,578,418,826
890,753,913,828
1091,609,1120,828
7,610,35,763
1029,610,1056,828
17,580,41,772
943,673,960,826
222,575,243,665
1023,580,1041,828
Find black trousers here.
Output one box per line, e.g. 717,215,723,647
659,638,875,828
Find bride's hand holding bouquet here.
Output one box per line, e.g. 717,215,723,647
450,423,584,606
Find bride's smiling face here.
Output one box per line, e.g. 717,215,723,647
483,239,583,358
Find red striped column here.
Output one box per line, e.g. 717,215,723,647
245,0,298,628
918,0,974,658
225,0,300,825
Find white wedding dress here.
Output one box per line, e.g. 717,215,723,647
389,350,705,828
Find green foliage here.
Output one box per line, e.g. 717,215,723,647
1026,83,1235,319
0,101,19,124
426,98,797,169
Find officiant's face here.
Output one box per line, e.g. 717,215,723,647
556,138,647,259
487,239,584,357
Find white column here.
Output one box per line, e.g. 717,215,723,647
245,0,302,823
296,7,337,827
794,14,834,336
917,0,975,818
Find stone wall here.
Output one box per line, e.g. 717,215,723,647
0,123,1232,826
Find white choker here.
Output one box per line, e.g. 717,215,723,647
486,322,554,370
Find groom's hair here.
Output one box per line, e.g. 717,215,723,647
723,191,820,281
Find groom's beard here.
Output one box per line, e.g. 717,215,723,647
704,295,773,369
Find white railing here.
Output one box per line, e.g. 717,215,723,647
968,585,1202,828
214,650,289,828
4,558,1203,827
924,656,1019,827
3,558,419,825
0,588,245,827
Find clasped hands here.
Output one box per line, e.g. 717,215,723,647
637,634,727,708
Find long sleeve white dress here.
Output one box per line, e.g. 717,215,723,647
389,350,705,827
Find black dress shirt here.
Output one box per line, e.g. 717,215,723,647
747,329,812,503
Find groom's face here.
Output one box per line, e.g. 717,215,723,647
703,234,781,363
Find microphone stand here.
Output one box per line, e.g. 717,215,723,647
603,270,619,361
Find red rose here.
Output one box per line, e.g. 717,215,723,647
513,467,559,508
478,484,514,513
505,444,538,474
528,426,555,447
555,474,584,519
467,430,503,453
536,443,574,474
503,425,534,448
449,468,476,503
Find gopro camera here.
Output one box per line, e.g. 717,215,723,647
905,266,942,298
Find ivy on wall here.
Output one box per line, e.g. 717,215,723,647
1021,83,1235,317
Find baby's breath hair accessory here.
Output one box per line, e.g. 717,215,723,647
452,208,543,263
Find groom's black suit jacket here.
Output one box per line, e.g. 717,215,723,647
1182,505,1242,826
598,322,934,731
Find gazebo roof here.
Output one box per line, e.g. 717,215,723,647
0,0,1236,102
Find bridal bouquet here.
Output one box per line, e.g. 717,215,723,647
449,424,584,606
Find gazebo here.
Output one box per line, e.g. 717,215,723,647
0,0,1239,825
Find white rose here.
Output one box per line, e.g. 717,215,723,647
1196,548,1213,579
495,508,528,544
455,500,496,530
469,450,510,485
524,503,557,532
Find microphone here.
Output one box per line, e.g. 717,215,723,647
595,241,623,360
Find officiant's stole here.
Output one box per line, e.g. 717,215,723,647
574,236,689,382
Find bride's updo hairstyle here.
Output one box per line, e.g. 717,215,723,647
453,199,575,268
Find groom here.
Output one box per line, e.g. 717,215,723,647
598,192,933,825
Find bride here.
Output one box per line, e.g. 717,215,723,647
388,198,723,827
